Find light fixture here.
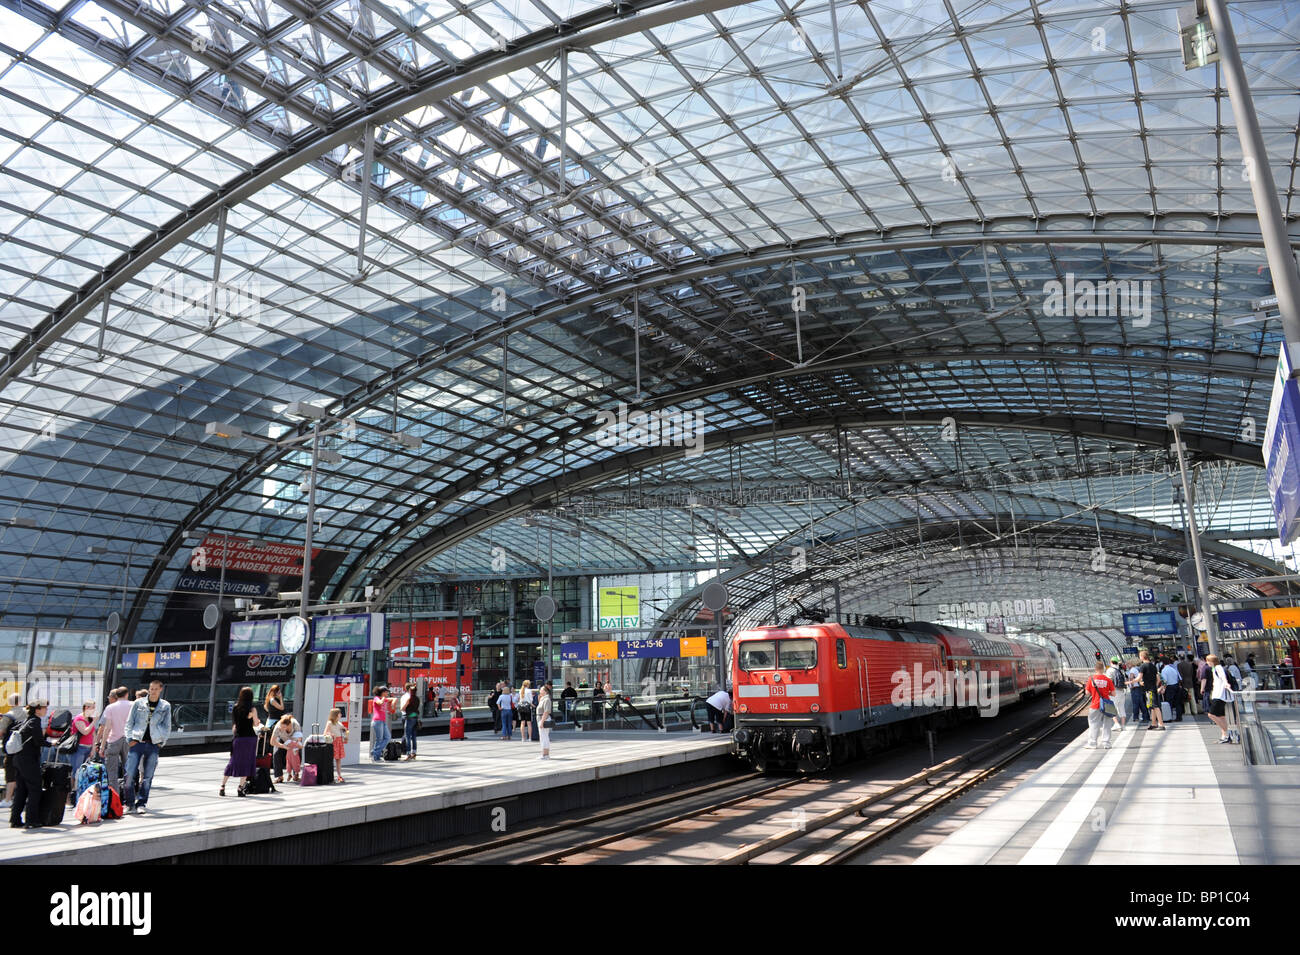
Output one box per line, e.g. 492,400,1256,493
390,431,421,450
8,517,37,529
87,545,109,555
205,421,244,440
285,400,326,420
316,448,343,465
278,590,304,603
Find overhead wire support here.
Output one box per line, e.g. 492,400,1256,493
206,205,228,332
356,125,375,278
828,0,843,80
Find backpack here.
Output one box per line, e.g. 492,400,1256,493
4,716,26,756
1225,667,1240,692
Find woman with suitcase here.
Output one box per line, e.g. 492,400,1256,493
219,687,263,796
7,700,47,829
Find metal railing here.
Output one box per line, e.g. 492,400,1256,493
1230,687,1300,766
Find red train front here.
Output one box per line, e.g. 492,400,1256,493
731,619,1057,772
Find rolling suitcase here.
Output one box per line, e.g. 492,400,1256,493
449,716,465,740
1160,700,1173,722
303,724,333,785
41,761,72,826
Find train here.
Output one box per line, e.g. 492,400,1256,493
730,618,1059,772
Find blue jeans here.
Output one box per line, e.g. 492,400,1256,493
69,743,92,782
1129,687,1148,722
123,741,159,808
500,710,513,739
371,719,390,761
403,716,418,755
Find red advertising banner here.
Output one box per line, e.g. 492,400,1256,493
191,534,328,578
387,620,474,694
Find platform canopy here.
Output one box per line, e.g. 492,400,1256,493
1,0,1298,639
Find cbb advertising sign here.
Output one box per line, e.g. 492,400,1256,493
387,619,474,694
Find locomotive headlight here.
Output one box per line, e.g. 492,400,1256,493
810,703,820,713
739,704,749,713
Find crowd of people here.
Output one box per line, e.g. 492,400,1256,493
1082,649,1258,748
484,681,556,757
2,680,171,829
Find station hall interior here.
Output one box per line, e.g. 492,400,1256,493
0,0,1299,871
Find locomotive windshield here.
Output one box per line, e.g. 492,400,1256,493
779,639,817,669
738,639,817,670
739,641,776,670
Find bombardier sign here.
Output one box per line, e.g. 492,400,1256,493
937,597,1059,624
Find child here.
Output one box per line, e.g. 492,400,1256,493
325,708,347,784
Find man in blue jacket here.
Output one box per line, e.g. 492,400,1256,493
123,680,171,814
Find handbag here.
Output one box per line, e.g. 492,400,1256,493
1099,695,1118,718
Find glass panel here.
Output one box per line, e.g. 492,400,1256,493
739,640,776,671
0,628,33,704
779,639,817,670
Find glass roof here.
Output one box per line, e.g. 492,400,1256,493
1,0,1298,634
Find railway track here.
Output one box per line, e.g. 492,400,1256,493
713,686,1088,865
379,687,1084,865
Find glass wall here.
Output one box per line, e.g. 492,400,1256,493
1,628,108,709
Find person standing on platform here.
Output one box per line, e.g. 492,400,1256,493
401,682,420,761
7,700,47,829
1160,656,1183,722
561,682,577,722
488,682,502,734
1177,653,1198,716
220,687,262,796
95,687,131,794
265,685,285,727
123,680,171,814
1197,657,1213,715
536,683,554,759
498,685,515,741
1126,661,1147,724
591,682,605,723
325,708,347,783
369,687,396,763
517,680,534,742
1138,651,1165,732
706,686,732,733
1104,657,1127,731
68,701,97,788
1206,654,1235,743
1084,662,1115,749
1225,656,1244,690
2,691,25,809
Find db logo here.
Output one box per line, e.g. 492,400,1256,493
770,684,786,697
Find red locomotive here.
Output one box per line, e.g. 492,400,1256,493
731,618,1058,772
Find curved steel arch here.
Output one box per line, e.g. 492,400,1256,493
652,509,1283,634
8,205,1289,395
1,0,757,390
345,409,1260,603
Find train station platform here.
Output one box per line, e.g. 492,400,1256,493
916,715,1300,865
0,731,734,866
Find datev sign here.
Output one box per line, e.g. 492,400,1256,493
598,586,640,629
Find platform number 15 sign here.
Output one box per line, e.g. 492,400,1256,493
1137,588,1155,605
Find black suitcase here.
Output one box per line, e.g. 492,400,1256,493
303,725,333,784
384,739,404,761
41,762,71,825
241,766,276,795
